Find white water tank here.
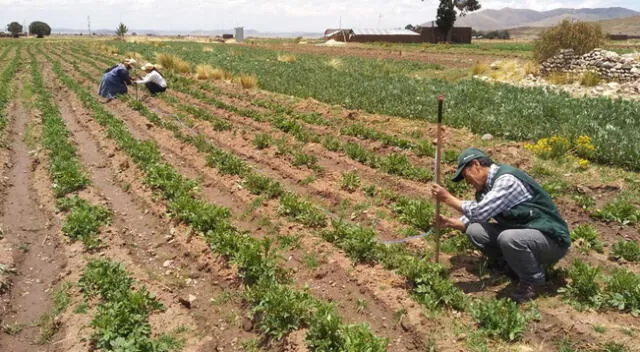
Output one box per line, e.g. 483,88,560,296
234,27,244,42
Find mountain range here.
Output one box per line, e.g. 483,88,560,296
422,7,640,31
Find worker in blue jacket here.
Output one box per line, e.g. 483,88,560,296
98,58,136,102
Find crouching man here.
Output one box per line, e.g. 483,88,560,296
428,148,571,303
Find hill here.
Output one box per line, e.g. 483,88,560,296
426,7,639,31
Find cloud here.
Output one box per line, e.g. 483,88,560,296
1,0,637,32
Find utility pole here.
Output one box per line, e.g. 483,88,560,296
88,16,91,35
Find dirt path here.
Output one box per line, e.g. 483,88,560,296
0,72,66,352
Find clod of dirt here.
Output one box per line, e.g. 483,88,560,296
178,294,196,309
242,317,253,332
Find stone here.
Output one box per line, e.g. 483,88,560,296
481,134,493,141
163,259,174,268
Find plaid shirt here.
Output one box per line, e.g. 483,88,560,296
459,164,533,226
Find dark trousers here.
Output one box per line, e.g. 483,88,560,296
145,82,166,95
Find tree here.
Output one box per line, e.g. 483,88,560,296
424,0,482,41
115,22,128,40
7,22,23,38
29,21,51,38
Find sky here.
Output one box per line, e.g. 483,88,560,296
1,0,639,33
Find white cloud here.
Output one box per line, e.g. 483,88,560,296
1,0,637,33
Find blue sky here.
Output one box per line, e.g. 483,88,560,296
1,0,639,33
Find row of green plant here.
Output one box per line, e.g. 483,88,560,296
28,47,111,249
68,46,553,346
106,40,640,171
320,219,539,342
74,45,460,186
79,259,183,351
561,260,640,316
58,46,539,344
45,45,388,349
0,45,21,136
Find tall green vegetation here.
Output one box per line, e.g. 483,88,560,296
534,20,605,62
28,21,51,38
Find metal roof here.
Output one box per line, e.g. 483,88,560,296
352,28,419,36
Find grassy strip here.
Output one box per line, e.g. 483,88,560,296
79,259,183,351
28,47,110,250
46,46,387,349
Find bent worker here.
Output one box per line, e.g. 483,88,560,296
98,58,136,102
428,148,571,303
136,63,167,96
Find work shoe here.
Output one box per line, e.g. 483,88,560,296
510,281,538,304
486,257,519,281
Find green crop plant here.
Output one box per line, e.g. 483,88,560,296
278,192,327,228
392,197,435,231
572,193,595,211
611,240,640,262
321,136,342,152
470,298,539,341
233,238,287,286
603,269,640,315
363,184,377,197
440,233,474,254
340,170,361,192
415,140,435,157
388,252,466,311
381,153,432,182
592,197,640,225
77,259,179,351
244,174,283,198
246,282,313,340
570,224,604,254
343,142,379,167
321,220,380,264
252,133,272,149
291,151,319,170
58,196,111,250
560,260,602,310
207,149,250,176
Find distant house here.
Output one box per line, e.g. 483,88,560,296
324,28,422,43
324,26,472,44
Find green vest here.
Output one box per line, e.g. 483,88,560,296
475,164,571,248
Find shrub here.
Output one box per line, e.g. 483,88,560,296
471,62,489,75
277,54,297,63
239,74,258,89
575,135,596,159
155,53,191,73
194,64,216,80
525,136,570,160
533,19,605,62
580,71,600,87
209,68,225,80
523,61,540,76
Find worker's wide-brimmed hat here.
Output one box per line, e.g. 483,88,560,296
452,148,488,182
141,63,155,71
123,58,137,66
